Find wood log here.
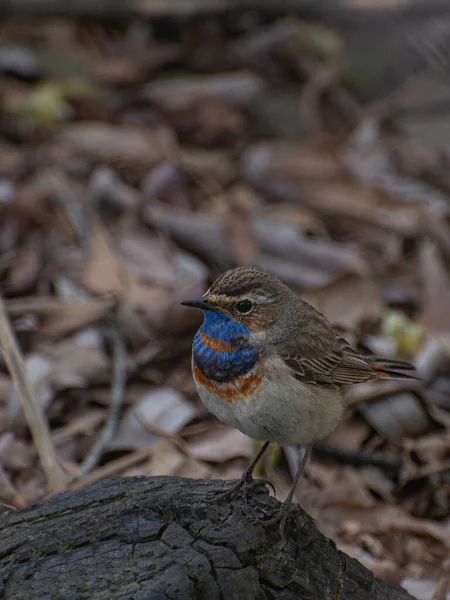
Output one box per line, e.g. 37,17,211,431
0,476,416,599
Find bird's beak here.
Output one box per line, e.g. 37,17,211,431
180,298,211,310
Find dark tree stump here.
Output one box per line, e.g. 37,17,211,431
0,476,416,600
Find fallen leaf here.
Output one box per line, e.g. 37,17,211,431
319,275,383,331
354,505,450,548
51,410,106,447
144,71,265,111
358,393,435,442
169,95,245,146
305,463,376,509
185,423,252,463
243,142,342,185
6,296,114,339
3,236,43,295
83,223,207,332
108,387,197,451
148,439,186,477
8,336,108,432
58,122,176,169
0,433,35,471
325,415,371,451
253,218,368,285
343,116,450,218
83,223,129,296
145,203,234,271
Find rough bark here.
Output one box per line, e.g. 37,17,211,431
0,476,416,600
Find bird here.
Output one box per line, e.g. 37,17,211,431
181,266,417,532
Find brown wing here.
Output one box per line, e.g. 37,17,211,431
278,306,417,387
280,336,376,387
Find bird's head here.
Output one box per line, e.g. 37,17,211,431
181,266,293,343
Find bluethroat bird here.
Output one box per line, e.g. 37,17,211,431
181,266,417,530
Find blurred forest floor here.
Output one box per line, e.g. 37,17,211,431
1,2,450,598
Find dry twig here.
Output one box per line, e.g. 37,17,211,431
0,295,67,492
70,323,127,480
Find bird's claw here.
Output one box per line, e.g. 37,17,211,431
260,501,300,538
207,476,275,505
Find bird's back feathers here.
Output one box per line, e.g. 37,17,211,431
277,301,418,387
280,335,418,387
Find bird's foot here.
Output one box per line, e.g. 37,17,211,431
260,500,300,538
207,474,275,505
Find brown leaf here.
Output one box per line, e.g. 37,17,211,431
109,387,197,451
51,410,106,447
243,142,342,184
145,203,234,270
304,181,420,236
254,254,335,290
221,186,259,266
403,432,450,467
83,224,207,332
144,71,265,111
180,148,236,186
253,217,368,280
0,373,11,405
344,116,450,217
342,504,450,549
6,296,114,339
319,275,383,331
146,440,211,480
306,464,376,509
325,415,371,451
358,393,435,442
116,231,179,284
58,122,176,170
169,95,245,146
83,225,168,326
83,224,128,296
3,237,43,295
244,143,420,235
0,433,35,471
8,338,108,432
185,423,252,463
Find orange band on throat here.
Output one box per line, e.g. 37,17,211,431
199,333,235,353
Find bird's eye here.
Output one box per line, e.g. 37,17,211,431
235,299,253,314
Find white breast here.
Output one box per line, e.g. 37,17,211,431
194,356,345,446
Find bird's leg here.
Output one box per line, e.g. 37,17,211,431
211,441,273,502
261,444,313,535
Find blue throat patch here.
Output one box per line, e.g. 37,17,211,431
193,309,258,383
